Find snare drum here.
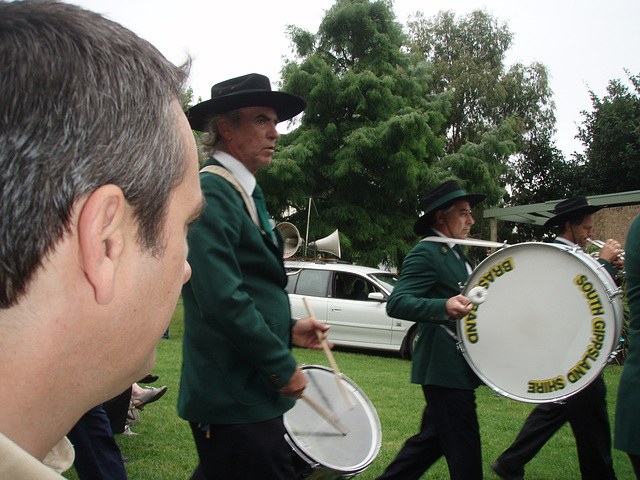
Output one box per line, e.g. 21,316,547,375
459,242,623,403
284,365,381,479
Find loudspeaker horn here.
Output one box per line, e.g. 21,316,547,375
308,229,341,258
277,222,303,258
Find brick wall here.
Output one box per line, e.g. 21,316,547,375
594,204,640,246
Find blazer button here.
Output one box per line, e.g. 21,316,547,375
270,374,281,386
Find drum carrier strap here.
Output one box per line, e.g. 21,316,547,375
200,165,262,231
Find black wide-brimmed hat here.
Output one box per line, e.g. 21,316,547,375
544,196,604,227
186,73,306,132
414,180,486,236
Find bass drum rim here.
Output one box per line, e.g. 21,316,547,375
457,242,623,403
283,365,382,478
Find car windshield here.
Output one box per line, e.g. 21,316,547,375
370,273,397,292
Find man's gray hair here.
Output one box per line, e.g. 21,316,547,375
200,109,243,157
0,0,190,308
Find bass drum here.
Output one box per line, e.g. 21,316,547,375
284,365,381,479
459,242,623,403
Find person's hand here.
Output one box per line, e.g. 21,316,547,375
598,238,623,265
278,366,307,399
613,254,625,271
445,294,473,320
292,316,331,350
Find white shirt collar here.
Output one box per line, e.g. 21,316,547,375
556,236,577,247
433,228,456,250
212,150,256,196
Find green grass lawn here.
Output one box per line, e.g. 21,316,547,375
64,301,635,479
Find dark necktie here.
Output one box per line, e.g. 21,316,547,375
453,244,470,270
252,184,274,242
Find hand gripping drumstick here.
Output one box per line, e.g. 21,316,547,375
301,394,348,436
302,297,354,409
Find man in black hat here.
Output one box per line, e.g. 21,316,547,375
376,179,486,480
177,73,328,480
491,196,622,480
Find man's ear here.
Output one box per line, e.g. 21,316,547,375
217,117,233,141
77,185,127,305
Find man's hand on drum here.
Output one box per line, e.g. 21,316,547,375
291,316,331,350
278,366,307,399
446,294,473,320
599,238,625,269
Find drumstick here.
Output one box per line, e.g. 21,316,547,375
301,394,348,436
422,235,507,249
302,297,354,409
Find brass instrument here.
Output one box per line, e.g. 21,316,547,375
586,238,625,279
586,238,625,261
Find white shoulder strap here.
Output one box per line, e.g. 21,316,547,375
200,165,260,228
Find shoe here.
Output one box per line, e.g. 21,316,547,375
126,405,140,426
138,374,158,384
490,461,524,480
131,385,168,410
122,424,137,436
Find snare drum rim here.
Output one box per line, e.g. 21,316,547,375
283,365,382,474
457,242,623,403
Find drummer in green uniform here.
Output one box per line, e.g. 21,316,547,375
177,73,328,480
375,179,486,480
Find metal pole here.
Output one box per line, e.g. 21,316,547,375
305,197,311,258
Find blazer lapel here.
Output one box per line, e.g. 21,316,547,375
440,244,468,283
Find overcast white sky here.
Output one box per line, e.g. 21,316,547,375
65,0,639,158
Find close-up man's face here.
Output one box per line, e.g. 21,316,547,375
440,200,475,239
222,106,280,174
122,101,204,376
569,214,595,247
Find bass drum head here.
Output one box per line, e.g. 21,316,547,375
284,365,381,478
459,242,622,403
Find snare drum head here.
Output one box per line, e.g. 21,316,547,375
459,243,622,403
284,365,381,474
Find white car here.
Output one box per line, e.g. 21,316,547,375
285,260,417,358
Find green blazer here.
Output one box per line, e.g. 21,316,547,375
615,214,640,455
178,157,297,425
387,230,481,390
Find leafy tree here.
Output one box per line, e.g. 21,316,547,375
258,2,559,268
259,0,449,268
407,10,555,155
407,9,555,253
180,85,195,112
181,86,207,164
503,133,577,242
575,70,640,194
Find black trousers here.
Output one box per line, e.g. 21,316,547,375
67,405,128,480
376,385,482,480
495,375,617,480
189,417,297,480
103,387,133,434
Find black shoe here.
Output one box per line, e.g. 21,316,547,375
138,374,158,384
490,461,524,480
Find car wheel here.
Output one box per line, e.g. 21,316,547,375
401,327,419,359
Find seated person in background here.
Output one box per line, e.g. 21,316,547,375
352,280,368,300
